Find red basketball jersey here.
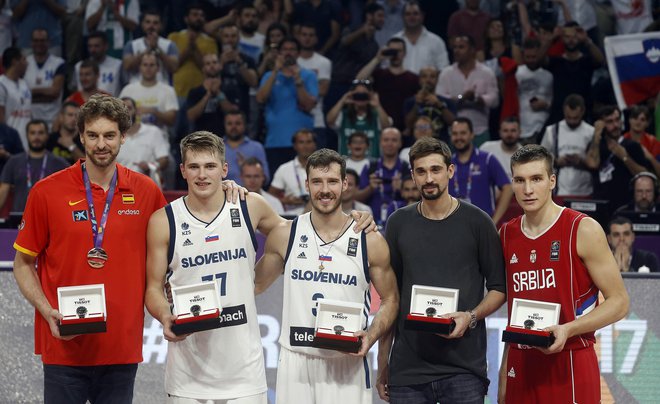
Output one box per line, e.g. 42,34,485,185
500,207,598,351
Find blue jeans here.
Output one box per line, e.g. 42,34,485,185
43,363,138,404
389,374,487,404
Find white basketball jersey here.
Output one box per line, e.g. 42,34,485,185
126,37,173,84
75,56,123,96
164,196,267,400
280,213,371,358
25,54,64,125
0,75,31,149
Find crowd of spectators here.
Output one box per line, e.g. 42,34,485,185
0,0,658,247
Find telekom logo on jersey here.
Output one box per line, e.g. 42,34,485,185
512,268,556,293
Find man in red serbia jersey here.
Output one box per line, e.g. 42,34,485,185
498,144,629,403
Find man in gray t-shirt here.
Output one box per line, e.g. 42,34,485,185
378,137,506,404
0,119,68,213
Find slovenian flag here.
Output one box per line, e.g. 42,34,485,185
319,255,332,262
604,32,660,109
205,234,219,243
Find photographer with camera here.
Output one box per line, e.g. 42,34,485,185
326,79,392,158
257,37,318,175
356,37,419,131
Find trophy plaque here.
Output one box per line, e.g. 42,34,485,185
57,284,107,336
404,285,458,334
171,281,222,336
312,299,364,353
501,298,561,348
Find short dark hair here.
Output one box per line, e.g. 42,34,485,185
408,137,452,169
596,105,621,120
522,37,541,49
88,31,108,44
26,119,48,134
365,3,384,15
387,37,406,52
563,94,585,110
608,216,633,233
306,148,347,180
628,104,650,120
120,96,136,109
501,116,520,126
348,131,369,145
240,156,264,173
291,128,316,144
345,168,360,184
61,101,80,111
224,110,246,122
80,58,100,75
563,21,581,29
510,144,554,177
2,47,22,70
402,0,423,15
77,94,132,135
279,36,300,52
236,1,257,15
451,117,473,134
299,22,317,32
141,8,161,22
186,1,205,15
454,35,476,49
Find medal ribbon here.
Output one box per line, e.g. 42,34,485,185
26,154,48,189
82,163,118,250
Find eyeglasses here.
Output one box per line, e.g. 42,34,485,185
351,79,372,89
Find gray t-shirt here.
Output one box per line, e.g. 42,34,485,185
384,201,506,388
1,152,69,212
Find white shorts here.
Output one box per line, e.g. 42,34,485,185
166,392,268,404
276,348,372,404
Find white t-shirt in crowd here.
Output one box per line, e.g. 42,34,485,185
516,65,553,139
298,53,331,128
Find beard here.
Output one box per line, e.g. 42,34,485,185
420,183,442,200
241,23,258,35
311,192,342,215
86,148,119,168
29,144,46,153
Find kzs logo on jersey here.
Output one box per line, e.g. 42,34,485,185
181,222,191,236
230,208,241,227
347,237,358,257
550,241,560,261
299,235,308,248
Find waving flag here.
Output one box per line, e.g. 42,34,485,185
604,32,660,109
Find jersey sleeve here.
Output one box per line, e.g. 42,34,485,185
14,182,50,256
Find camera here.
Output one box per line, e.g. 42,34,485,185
382,48,398,57
352,92,370,101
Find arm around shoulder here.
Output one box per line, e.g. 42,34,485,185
254,220,291,294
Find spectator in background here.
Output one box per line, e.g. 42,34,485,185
385,175,419,218
291,0,341,56
119,52,179,129
449,117,512,224
0,47,31,150
394,0,449,74
608,216,659,273
75,31,123,97
11,0,65,56
541,94,594,197
356,37,419,131
268,129,317,214
122,9,179,84
447,0,490,52
374,0,404,47
478,17,522,65
66,59,109,107
255,0,290,36
438,35,498,146
186,53,234,136
403,66,455,144
241,156,284,214
223,111,269,183
0,123,25,174
169,2,218,100
62,0,86,89
343,168,372,215
344,131,372,176
237,2,266,62
357,127,408,226
546,21,604,124
399,115,435,166
587,105,652,214
327,79,391,158
625,105,660,177
116,97,169,187
47,102,84,164
25,29,65,129
614,171,660,214
480,116,522,178
516,37,553,144
257,22,288,78
256,37,318,175
219,23,258,122
296,23,332,147
0,120,68,213
327,3,382,116
86,0,139,59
